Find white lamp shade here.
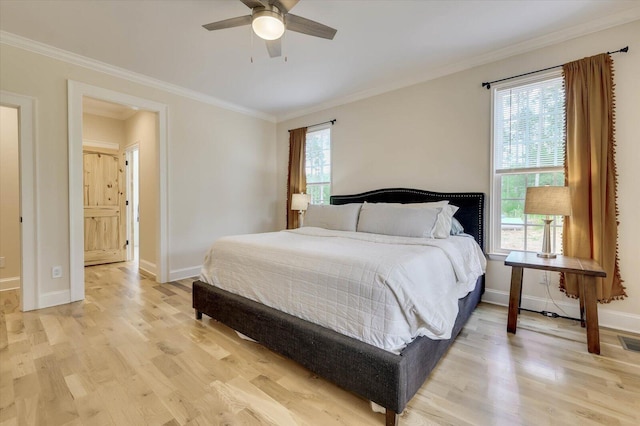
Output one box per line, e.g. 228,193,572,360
291,193,311,211
524,186,571,216
251,10,285,40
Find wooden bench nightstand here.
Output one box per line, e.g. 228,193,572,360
504,251,606,354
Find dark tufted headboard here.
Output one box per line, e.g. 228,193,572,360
330,188,485,251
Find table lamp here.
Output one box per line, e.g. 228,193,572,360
291,193,311,227
524,186,571,258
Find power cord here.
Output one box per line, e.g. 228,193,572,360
543,271,571,317
521,271,580,322
519,306,579,322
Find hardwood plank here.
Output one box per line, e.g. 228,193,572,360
211,377,300,426
63,374,87,400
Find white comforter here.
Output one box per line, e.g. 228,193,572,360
200,227,486,354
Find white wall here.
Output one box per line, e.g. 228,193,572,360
276,21,640,331
82,112,126,147
167,96,280,275
0,105,20,289
0,42,277,305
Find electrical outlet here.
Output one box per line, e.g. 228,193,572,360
52,266,62,279
0,257,5,268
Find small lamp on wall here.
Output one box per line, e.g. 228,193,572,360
291,193,311,227
524,186,572,258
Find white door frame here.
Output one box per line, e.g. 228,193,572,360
1,91,38,311
124,143,139,262
68,81,169,302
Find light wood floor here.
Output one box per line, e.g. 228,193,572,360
1,261,638,426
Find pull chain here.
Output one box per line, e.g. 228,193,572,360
250,25,254,63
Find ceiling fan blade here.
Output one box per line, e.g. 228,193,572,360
286,14,337,40
203,15,252,31
269,0,299,13
240,0,265,9
266,39,282,58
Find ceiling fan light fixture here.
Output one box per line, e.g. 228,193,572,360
252,9,285,40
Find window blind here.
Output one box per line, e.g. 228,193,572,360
495,77,565,171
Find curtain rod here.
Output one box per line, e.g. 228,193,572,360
288,119,336,132
481,46,629,90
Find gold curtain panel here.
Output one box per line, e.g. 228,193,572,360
561,53,626,302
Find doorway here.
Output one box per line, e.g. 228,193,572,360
81,96,157,271
0,92,36,311
81,97,139,267
0,106,21,292
68,81,169,303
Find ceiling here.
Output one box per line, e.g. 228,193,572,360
1,1,639,122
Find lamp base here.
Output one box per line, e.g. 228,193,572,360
537,218,556,259
536,252,557,259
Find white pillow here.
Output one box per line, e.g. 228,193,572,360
433,204,460,239
373,201,458,239
357,203,441,238
450,217,465,235
304,203,362,231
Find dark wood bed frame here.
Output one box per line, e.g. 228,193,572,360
193,188,485,425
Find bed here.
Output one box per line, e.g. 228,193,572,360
193,188,485,425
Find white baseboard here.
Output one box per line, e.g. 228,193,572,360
39,289,71,309
0,276,20,291
169,266,201,282
599,309,640,334
139,259,156,279
482,289,640,333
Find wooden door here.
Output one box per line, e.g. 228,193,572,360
83,148,126,266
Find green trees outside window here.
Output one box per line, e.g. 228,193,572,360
305,127,331,205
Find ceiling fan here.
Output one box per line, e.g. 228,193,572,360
203,0,337,58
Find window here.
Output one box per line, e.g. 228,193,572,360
305,127,331,205
491,73,566,255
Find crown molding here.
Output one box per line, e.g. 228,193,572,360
276,11,640,122
0,30,276,123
